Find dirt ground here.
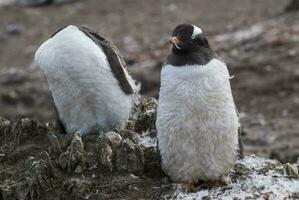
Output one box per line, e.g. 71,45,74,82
0,0,299,199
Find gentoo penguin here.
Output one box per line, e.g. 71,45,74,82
156,24,242,190
35,25,139,136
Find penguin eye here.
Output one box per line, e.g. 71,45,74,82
177,35,187,42
194,37,208,47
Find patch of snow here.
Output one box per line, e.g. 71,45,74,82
130,174,139,179
137,132,157,148
175,155,299,200
238,154,278,170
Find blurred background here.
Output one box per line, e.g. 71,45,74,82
0,0,298,163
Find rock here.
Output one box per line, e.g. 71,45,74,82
59,132,84,173
132,129,162,176
95,97,159,174
96,129,158,175
283,163,299,178
97,142,113,171
100,131,123,149
131,97,158,134
115,138,144,174
119,129,140,143
62,178,92,200
23,153,56,199
96,131,122,171
47,132,62,156
229,163,250,182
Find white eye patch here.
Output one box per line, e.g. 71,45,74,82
191,25,203,39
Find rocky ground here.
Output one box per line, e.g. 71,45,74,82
0,0,299,199
0,97,171,200
1,97,299,200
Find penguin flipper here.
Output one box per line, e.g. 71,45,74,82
235,106,244,159
78,26,134,95
49,90,66,134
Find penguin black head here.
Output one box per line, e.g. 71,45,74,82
166,24,216,66
169,24,210,53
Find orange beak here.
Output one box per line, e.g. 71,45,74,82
169,37,182,49
169,37,180,44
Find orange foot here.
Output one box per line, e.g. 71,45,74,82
182,181,197,192
201,179,226,188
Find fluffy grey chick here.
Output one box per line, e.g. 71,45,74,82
156,24,241,190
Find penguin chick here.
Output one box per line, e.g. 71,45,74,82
35,25,139,136
156,24,241,190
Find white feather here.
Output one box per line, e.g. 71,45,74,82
35,25,138,136
191,25,203,39
156,59,239,182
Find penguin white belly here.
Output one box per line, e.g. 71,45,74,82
35,25,135,135
156,59,239,182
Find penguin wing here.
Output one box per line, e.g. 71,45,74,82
78,27,134,95
235,106,244,159
49,90,66,133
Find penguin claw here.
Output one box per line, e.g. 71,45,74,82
212,179,226,187
199,179,226,188
182,181,197,192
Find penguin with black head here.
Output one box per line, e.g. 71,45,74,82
35,25,139,136
156,24,243,191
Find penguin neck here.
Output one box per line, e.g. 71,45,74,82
166,46,216,67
